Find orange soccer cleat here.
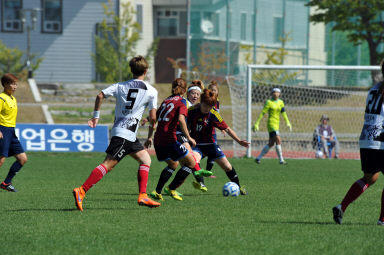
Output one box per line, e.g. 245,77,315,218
73,187,86,211
138,193,161,208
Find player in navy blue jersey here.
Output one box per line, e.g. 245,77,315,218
188,89,250,195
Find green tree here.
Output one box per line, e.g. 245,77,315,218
307,0,384,81
0,40,43,80
93,0,158,83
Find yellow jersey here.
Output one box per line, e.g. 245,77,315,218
256,98,290,132
0,92,18,127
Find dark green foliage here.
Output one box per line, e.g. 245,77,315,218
0,40,43,80
307,0,384,75
92,0,158,83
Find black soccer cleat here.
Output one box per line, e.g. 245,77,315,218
255,158,261,164
332,205,343,224
0,182,18,192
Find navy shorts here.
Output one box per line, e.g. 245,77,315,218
269,131,280,138
176,133,188,144
0,126,24,157
155,141,188,162
360,148,384,174
193,143,225,161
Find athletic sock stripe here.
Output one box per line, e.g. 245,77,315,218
181,166,192,174
97,165,107,176
165,167,175,174
357,179,368,190
139,164,150,172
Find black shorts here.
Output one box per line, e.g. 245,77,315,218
269,131,280,138
360,148,384,174
105,136,144,162
177,133,188,144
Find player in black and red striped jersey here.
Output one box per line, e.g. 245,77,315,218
149,78,210,201
188,89,250,195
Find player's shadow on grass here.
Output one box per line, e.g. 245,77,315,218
258,220,373,226
7,207,134,212
7,208,78,212
103,192,138,196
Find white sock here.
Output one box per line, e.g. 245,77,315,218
257,145,270,160
276,144,284,162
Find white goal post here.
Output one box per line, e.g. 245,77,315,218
242,64,381,158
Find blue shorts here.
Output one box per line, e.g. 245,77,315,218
155,141,188,162
0,126,24,157
193,143,225,161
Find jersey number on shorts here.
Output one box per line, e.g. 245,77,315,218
125,89,139,110
366,90,383,114
158,102,175,122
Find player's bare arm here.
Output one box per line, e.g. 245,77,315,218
225,127,250,148
178,114,196,147
88,92,105,128
144,109,157,148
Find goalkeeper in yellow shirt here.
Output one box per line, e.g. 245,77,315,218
253,88,291,164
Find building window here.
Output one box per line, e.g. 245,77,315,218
136,4,143,32
190,11,201,35
41,0,62,33
156,8,185,37
1,0,22,32
273,17,283,43
240,13,246,41
178,11,186,35
158,18,177,36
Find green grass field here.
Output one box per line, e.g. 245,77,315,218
1,153,384,254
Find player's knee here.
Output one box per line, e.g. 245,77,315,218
168,161,178,169
18,155,27,165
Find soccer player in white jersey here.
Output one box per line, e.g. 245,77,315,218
332,61,384,225
73,56,160,211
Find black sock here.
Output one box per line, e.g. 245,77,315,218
194,174,204,184
226,167,240,186
169,166,192,190
155,166,175,194
4,161,23,184
206,161,214,171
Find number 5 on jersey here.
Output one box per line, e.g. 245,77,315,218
126,89,139,110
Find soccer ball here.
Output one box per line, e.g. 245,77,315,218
315,150,324,159
222,182,240,197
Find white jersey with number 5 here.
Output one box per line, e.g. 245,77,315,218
102,79,158,142
359,82,384,149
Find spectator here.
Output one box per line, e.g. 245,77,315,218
315,115,339,159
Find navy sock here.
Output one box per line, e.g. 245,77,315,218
206,161,214,171
4,161,23,184
155,166,175,194
194,174,204,184
226,167,240,186
169,166,192,190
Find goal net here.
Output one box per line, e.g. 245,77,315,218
228,65,382,159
